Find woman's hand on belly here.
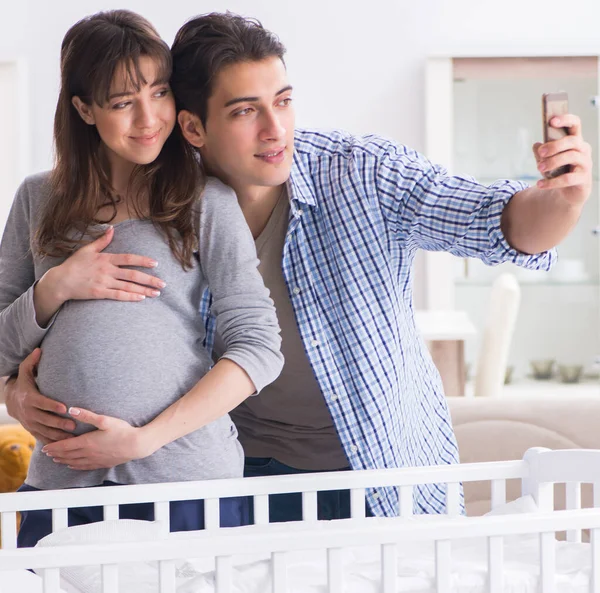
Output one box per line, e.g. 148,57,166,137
41,408,157,470
35,227,166,326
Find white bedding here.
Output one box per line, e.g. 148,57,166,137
175,532,591,593
6,497,590,593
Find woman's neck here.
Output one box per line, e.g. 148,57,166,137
100,144,135,197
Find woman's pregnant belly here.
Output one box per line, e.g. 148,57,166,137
37,296,210,435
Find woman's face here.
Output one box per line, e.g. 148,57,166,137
74,56,176,174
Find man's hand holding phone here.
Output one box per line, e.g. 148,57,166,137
534,92,592,208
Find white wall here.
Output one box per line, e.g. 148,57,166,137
3,0,600,307
8,0,600,173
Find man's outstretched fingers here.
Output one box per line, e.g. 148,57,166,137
33,405,75,431
35,426,75,443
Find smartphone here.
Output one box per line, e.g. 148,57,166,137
541,91,570,178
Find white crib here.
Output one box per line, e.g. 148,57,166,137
1,446,600,593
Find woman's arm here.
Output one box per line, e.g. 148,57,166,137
0,176,52,376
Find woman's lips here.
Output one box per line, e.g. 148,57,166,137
130,131,161,146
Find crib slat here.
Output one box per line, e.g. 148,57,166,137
327,548,344,593
215,555,233,593
540,532,556,593
381,543,397,593
101,564,119,593
205,498,220,530
272,551,288,593
154,501,170,535
159,559,176,593
1,511,18,549
490,479,506,510
302,491,318,523
591,528,600,593
566,482,582,543
399,485,413,516
350,488,366,519
42,567,61,593
435,540,451,593
254,494,269,525
103,504,119,521
52,507,68,532
488,536,504,593
446,482,461,516
594,482,600,508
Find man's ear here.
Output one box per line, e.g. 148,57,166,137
178,110,206,149
71,96,96,125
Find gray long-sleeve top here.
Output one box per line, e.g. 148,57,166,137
0,172,283,489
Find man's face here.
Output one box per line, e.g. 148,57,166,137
198,57,295,195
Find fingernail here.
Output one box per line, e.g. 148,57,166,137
539,148,547,157
158,281,166,288
552,117,561,126
151,290,161,297
150,261,158,268
136,295,146,301
41,446,47,453
538,163,547,172
68,407,81,416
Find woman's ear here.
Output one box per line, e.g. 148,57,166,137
71,96,96,125
178,110,206,149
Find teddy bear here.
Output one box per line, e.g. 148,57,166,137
0,424,35,547
0,424,35,492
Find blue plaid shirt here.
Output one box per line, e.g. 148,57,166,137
201,128,555,517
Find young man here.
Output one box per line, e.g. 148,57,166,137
5,13,592,520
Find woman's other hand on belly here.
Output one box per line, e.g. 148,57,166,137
41,408,157,470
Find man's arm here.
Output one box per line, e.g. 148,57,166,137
501,114,592,255
4,349,75,444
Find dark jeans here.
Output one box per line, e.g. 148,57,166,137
17,482,249,548
244,457,373,523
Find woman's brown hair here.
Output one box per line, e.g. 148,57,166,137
37,10,202,269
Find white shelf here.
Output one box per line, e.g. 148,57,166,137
464,378,600,399
456,280,599,287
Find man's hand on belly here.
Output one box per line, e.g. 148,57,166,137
5,349,76,444
41,408,155,470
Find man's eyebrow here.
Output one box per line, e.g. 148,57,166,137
224,85,293,108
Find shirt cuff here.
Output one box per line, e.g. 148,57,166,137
18,283,59,347
219,347,284,396
483,179,557,271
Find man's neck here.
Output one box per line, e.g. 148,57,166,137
236,184,286,240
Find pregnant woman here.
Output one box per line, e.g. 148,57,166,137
0,10,282,547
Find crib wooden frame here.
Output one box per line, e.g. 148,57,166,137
1,446,600,593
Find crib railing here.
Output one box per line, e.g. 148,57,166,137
0,457,526,547
2,507,600,593
2,447,600,592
